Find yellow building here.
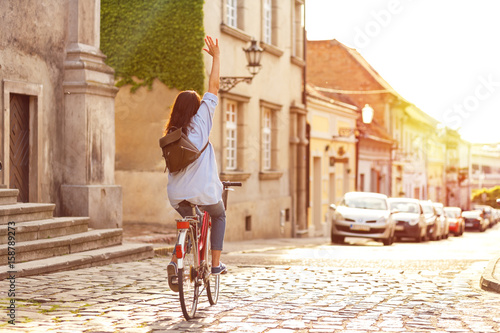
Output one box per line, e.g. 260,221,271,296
306,85,357,237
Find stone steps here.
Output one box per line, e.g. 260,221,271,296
0,202,56,225
0,188,154,279
0,243,154,279
0,228,123,264
0,217,89,244
0,189,18,205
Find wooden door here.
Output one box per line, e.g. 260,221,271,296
9,94,30,202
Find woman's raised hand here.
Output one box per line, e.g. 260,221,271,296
203,36,219,58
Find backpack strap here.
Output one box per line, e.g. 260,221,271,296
200,140,210,154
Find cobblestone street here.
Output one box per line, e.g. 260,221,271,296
2,254,500,332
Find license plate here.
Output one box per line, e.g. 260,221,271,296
350,224,370,231
395,225,405,231
465,222,473,227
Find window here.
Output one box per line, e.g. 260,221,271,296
226,0,237,28
221,94,251,180
259,100,283,179
226,101,238,170
263,0,272,44
262,108,272,170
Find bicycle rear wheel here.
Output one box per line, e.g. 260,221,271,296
178,230,198,320
205,227,220,305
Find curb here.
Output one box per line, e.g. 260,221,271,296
153,245,175,256
480,255,500,293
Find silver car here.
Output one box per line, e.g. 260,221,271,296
433,202,449,239
388,198,427,242
330,192,396,246
420,200,441,241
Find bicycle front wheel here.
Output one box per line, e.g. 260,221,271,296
178,230,198,320
205,227,220,305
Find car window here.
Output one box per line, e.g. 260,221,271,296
343,197,387,210
444,209,460,218
421,204,434,215
434,206,444,215
389,201,419,213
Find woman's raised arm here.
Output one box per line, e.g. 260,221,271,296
203,36,220,96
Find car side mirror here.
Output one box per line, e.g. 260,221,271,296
329,204,337,211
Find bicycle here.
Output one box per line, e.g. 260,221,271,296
174,181,242,320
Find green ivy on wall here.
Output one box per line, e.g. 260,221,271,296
101,0,205,93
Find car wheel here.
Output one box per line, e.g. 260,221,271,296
332,235,344,244
382,235,394,246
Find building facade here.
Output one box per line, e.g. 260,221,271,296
306,85,357,236
0,0,122,228
114,0,307,240
470,143,500,191
306,39,394,196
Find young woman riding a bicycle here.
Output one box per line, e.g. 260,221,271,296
164,36,227,293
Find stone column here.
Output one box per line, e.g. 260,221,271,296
61,0,122,229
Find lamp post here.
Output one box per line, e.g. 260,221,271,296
355,104,374,191
219,39,264,92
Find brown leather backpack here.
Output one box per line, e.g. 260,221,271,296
159,127,209,173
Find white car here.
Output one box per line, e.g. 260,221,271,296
330,192,396,246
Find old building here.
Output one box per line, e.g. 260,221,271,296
470,143,500,191
443,128,471,209
391,103,440,201
0,0,152,278
113,0,307,240
306,84,357,236
306,39,394,196
1,0,121,227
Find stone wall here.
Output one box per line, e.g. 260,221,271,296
0,1,67,206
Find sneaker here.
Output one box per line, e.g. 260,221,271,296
167,262,179,292
211,262,227,275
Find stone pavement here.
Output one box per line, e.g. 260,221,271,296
1,237,500,332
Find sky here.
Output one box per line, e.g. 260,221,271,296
305,0,500,144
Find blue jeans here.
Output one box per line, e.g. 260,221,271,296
174,200,226,251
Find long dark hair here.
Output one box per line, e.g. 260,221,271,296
164,90,201,134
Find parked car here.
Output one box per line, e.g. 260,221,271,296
419,200,441,241
463,210,488,231
444,206,465,236
330,192,396,246
472,205,493,228
388,198,427,242
433,202,449,239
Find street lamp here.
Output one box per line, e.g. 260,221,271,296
219,39,264,92
362,104,374,124
356,104,375,191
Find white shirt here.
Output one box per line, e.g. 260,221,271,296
167,92,222,208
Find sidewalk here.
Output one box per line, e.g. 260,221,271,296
481,254,500,293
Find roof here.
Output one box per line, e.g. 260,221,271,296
306,83,358,106
308,39,407,101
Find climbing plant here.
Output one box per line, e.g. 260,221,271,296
472,185,500,207
101,0,205,93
